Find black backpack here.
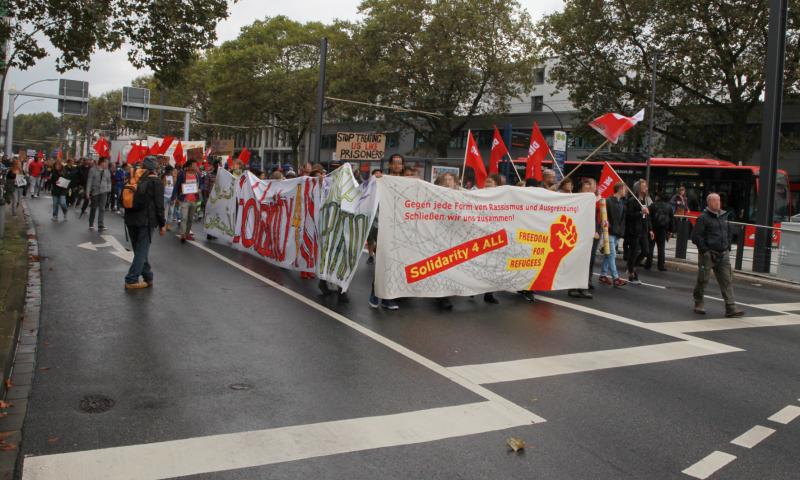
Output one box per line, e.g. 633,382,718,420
652,203,671,229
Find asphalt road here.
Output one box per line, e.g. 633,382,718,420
16,196,800,480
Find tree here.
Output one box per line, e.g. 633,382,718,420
0,0,232,131
206,16,351,163
541,0,800,163
344,0,540,157
12,112,60,152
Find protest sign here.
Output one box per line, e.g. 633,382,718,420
431,165,460,184
211,139,235,157
374,176,595,298
335,132,385,161
203,168,237,242
233,172,319,272
317,164,379,291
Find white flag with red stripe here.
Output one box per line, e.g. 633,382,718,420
589,109,645,144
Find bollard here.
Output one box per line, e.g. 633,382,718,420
735,224,745,270
675,217,690,259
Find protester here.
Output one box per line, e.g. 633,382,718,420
86,158,112,231
366,169,384,265
541,169,557,190
368,160,400,310
4,160,25,215
670,185,688,215
645,191,674,271
402,166,417,177
599,182,627,287
49,162,69,221
113,163,127,212
65,159,79,207
28,155,44,197
387,154,405,176
624,179,654,285
302,162,313,176
691,193,744,317
568,178,598,299
162,166,178,232
77,158,93,217
173,159,201,243
557,177,573,193
481,173,504,305
124,156,166,289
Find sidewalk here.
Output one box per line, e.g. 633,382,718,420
0,205,27,386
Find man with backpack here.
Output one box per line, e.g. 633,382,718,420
124,156,166,290
645,191,674,271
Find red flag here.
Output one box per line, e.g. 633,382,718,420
597,162,624,199
37,150,43,160
173,141,185,166
525,122,549,181
148,141,161,155
238,147,251,165
116,151,121,165
589,109,645,144
489,127,509,175
464,130,487,188
158,136,174,155
226,155,234,170
126,144,146,165
93,137,110,158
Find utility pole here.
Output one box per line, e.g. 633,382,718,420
645,52,658,188
753,0,788,273
313,38,328,167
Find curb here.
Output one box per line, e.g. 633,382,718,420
665,258,800,291
0,200,41,479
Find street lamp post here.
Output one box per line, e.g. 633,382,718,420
541,102,567,177
14,98,44,113
645,52,659,188
5,78,57,156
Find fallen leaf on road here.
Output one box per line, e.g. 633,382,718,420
0,443,17,451
0,401,12,409
46,436,59,444
506,437,526,453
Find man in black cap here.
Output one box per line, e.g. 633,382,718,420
124,156,166,289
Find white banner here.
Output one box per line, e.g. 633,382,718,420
374,176,595,299
203,168,237,243
317,164,379,291
233,172,319,272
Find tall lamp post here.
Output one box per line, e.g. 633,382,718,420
645,52,659,188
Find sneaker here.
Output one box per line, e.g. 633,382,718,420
186,233,195,241
568,289,582,298
381,299,399,310
338,291,349,304
613,278,627,288
144,279,153,288
124,281,149,290
518,291,536,302
89,226,95,231
180,235,186,244
368,293,380,308
694,303,706,315
628,275,642,285
725,308,744,318
578,290,593,299
51,217,57,222
366,256,375,265
599,275,612,285
98,226,107,232
483,293,499,304
437,297,453,310
319,280,333,295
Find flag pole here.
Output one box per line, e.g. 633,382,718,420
546,149,565,178
562,139,609,181
460,130,470,188
505,153,524,184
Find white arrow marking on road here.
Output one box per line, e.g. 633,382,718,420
77,235,133,263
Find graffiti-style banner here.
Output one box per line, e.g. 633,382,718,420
203,168,237,243
374,176,595,299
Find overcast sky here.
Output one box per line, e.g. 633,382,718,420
5,0,564,116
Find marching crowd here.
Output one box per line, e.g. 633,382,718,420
1,151,743,317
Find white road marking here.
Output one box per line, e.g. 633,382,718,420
682,451,737,479
767,405,800,425
650,315,800,334
753,302,800,313
730,425,775,449
76,234,133,263
449,340,741,385
23,401,526,480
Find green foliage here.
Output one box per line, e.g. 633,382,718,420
541,0,800,163
12,112,61,152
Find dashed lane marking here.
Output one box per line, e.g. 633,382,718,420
767,404,800,425
682,451,737,479
730,425,776,449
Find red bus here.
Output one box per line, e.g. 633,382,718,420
509,157,792,245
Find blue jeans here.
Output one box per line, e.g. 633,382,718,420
125,226,153,284
601,235,620,280
51,194,68,219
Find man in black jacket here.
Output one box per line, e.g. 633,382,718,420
124,156,166,289
645,191,674,271
691,193,743,317
624,179,653,284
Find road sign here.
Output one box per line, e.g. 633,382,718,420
121,86,150,122
57,79,89,116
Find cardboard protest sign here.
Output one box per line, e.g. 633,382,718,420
317,164,379,291
335,132,385,161
374,176,595,298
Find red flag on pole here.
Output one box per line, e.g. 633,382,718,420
464,130,487,188
148,141,161,155
238,147,251,165
525,122,549,181
116,150,121,165
93,137,110,158
126,144,146,165
589,109,645,144
597,162,624,198
489,127,509,175
173,141,185,166
158,136,174,155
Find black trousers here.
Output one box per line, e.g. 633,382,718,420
646,229,668,269
626,233,649,274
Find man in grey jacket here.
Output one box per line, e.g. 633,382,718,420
691,193,744,318
86,157,112,231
